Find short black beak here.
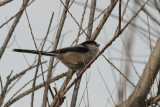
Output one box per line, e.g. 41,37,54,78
97,43,100,47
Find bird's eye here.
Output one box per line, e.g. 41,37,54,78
91,43,95,45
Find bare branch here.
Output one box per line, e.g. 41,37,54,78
91,0,118,40
42,0,70,106
0,71,13,106
70,0,89,106
0,0,13,6
50,70,75,107
102,54,135,87
71,74,82,107
4,72,68,107
0,76,3,93
86,0,96,40
75,0,88,43
0,0,30,59
41,11,54,51
117,37,160,106
60,0,149,99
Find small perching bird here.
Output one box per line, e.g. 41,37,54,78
13,41,100,70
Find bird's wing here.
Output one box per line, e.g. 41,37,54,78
49,45,89,54
13,45,88,56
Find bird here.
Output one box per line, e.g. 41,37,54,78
13,41,100,70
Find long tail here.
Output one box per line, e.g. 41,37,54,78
13,49,56,56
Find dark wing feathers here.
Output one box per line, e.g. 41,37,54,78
13,45,88,56
49,46,89,54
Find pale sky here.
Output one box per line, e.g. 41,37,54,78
0,0,159,107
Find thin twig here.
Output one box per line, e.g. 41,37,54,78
0,0,30,59
118,0,121,32
78,70,92,107
31,57,41,107
10,61,46,82
0,0,13,6
50,70,75,107
91,0,118,40
59,0,89,39
42,0,70,106
7,62,58,104
102,54,135,87
97,67,116,105
71,74,82,107
0,71,13,106
6,19,31,66
0,0,34,28
4,72,68,107
61,0,148,97
25,9,42,107
86,0,96,40
70,0,89,106
41,11,54,51
40,10,55,101
117,37,160,106
75,0,88,44
0,76,3,93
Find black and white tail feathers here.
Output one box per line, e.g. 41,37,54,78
13,49,56,56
